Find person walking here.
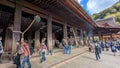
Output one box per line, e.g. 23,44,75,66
62,39,68,54
111,43,117,56
21,39,31,68
0,37,4,63
68,36,73,54
98,41,102,54
14,41,22,68
95,43,101,61
39,42,47,63
105,42,109,51
30,40,35,55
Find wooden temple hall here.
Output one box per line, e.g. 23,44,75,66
0,0,97,54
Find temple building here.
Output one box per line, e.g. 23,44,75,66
0,0,119,58
95,17,120,41
0,0,97,54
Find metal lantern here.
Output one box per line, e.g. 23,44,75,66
21,15,41,39
35,15,41,23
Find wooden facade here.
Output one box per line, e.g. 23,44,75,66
0,0,96,54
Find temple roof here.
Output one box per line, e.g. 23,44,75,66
95,17,120,28
94,17,120,36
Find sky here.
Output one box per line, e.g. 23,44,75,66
77,0,119,15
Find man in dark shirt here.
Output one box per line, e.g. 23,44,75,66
95,42,101,61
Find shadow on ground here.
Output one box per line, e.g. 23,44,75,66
102,52,113,56
81,55,96,61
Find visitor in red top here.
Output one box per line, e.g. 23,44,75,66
21,38,31,68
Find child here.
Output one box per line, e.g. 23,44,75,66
39,43,47,63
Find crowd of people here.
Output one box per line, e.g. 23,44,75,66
0,35,76,68
88,39,120,61
1,34,120,67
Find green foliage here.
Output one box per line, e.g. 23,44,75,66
91,2,120,24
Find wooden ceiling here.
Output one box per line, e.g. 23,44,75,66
0,4,14,29
0,0,96,34
25,0,89,29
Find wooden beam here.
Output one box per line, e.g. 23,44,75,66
0,0,14,8
19,0,66,24
58,0,94,30
1,0,84,30
1,0,67,26
69,0,97,27
22,7,48,19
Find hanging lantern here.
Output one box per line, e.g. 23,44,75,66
35,15,41,23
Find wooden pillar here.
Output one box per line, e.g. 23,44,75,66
88,30,93,41
63,23,67,39
101,35,103,42
110,33,112,41
5,29,13,51
35,30,40,49
88,36,90,41
52,33,55,49
27,33,32,45
74,28,78,47
74,28,77,36
92,36,95,42
84,31,87,45
80,30,84,46
99,32,102,41
47,16,52,51
12,1,22,54
85,31,88,45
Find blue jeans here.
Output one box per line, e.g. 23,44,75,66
15,54,21,68
41,51,46,62
95,52,100,60
63,45,68,54
69,45,72,54
21,56,31,68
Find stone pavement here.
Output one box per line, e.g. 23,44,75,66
0,46,88,68
1,47,120,68
56,50,120,68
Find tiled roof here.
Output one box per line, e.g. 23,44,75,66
95,17,120,28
